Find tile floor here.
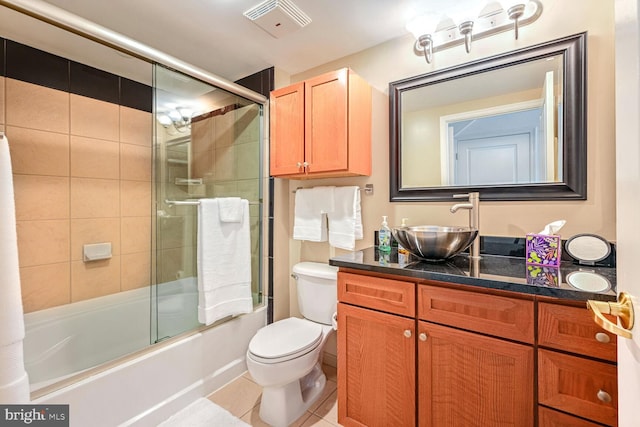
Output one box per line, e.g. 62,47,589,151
207,364,341,426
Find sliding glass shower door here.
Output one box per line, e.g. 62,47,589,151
152,65,264,342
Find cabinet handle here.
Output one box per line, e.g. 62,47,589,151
595,332,611,343
586,292,635,339
597,389,612,403
419,333,427,341
403,329,412,338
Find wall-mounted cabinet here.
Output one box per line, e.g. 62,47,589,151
270,68,371,179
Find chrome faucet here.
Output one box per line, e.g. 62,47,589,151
450,192,480,259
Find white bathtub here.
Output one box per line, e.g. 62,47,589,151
23,279,266,426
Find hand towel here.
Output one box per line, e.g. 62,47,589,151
293,187,335,242
0,133,30,403
197,198,253,326
328,186,363,251
218,197,243,223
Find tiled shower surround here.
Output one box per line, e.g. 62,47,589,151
1,39,153,313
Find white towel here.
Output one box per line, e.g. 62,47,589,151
0,134,30,403
293,187,334,242
328,186,363,251
218,197,243,223
197,198,253,326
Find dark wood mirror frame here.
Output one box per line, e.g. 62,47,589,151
389,32,586,202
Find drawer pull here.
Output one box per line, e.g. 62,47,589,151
595,332,611,343
404,329,412,338
419,333,427,341
597,389,612,403
586,292,634,339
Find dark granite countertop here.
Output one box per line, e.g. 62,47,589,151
329,247,616,303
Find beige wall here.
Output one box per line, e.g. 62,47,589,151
3,78,152,313
271,0,616,324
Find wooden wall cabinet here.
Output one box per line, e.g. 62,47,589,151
269,68,371,178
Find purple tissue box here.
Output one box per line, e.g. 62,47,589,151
526,265,561,287
526,233,561,267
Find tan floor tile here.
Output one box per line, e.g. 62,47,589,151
208,376,262,418
312,389,338,425
240,402,313,427
300,414,339,427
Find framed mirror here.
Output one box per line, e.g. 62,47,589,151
389,33,586,201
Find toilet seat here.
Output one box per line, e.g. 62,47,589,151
248,318,323,364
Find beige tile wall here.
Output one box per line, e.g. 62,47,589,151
5,78,152,313
190,104,262,296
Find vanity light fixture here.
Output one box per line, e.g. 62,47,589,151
447,2,486,54
501,0,527,39
405,13,442,63
157,107,193,133
407,0,542,63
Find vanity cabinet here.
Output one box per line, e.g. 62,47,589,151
337,272,416,426
269,68,371,178
417,285,535,427
336,269,618,427
537,302,618,426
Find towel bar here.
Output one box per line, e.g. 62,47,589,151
165,199,260,206
292,184,374,195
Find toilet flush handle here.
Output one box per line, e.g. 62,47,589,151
291,273,298,280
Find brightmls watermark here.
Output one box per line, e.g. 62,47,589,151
0,405,68,426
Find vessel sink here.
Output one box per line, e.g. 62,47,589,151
392,225,478,261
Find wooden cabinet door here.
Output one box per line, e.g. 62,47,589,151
269,82,304,176
304,69,348,174
418,321,534,427
338,303,415,427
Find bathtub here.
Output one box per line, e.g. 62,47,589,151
23,279,266,426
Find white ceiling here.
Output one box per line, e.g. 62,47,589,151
18,0,438,82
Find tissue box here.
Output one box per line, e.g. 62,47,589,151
526,233,561,267
526,265,561,287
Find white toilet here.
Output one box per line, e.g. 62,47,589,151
246,262,338,427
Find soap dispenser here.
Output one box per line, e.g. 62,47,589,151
378,216,391,252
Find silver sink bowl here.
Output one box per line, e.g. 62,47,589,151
392,225,478,261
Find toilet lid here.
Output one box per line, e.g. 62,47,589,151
249,318,323,363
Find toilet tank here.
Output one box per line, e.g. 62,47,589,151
293,262,338,325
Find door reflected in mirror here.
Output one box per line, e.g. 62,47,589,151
390,33,586,201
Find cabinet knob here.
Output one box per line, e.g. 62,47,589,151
403,329,412,338
303,161,309,168
597,389,612,403
296,162,302,168
419,333,427,341
595,332,611,343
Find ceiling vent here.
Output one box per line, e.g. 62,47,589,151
243,0,312,38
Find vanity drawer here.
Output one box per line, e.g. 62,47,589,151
538,349,617,427
338,272,415,317
538,406,604,427
538,302,617,362
418,285,534,343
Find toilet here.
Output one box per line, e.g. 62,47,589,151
246,262,338,427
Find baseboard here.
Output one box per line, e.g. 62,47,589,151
323,351,337,368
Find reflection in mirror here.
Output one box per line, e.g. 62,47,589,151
390,33,586,201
